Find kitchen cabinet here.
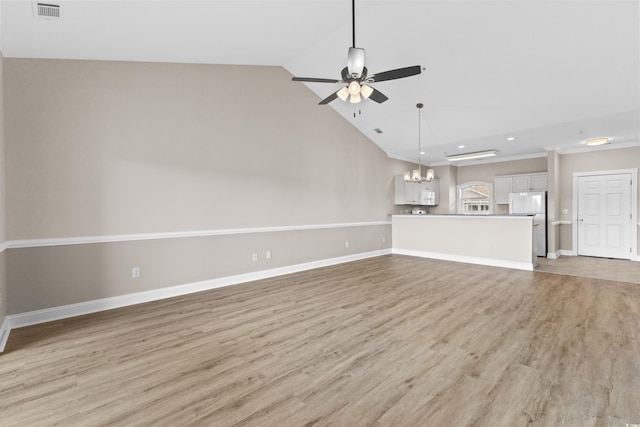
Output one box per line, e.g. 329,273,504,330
493,177,512,204
530,174,548,191
512,175,531,192
493,172,547,204
394,175,440,205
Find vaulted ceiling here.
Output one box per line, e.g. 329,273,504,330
2,0,638,165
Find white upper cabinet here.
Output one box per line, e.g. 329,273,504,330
530,173,548,191
493,172,547,204
493,177,513,204
512,175,531,192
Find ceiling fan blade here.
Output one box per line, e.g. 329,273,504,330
319,92,339,105
292,77,342,83
369,65,422,83
368,88,389,103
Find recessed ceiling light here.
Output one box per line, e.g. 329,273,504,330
585,137,610,146
507,137,515,141
458,145,465,149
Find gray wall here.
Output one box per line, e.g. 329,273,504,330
547,151,561,255
558,147,640,252
0,50,7,326
433,156,548,215
4,58,411,314
2,57,638,317
432,150,639,257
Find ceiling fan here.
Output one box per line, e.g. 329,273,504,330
291,0,422,105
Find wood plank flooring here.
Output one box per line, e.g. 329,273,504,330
536,255,640,284
1,255,639,426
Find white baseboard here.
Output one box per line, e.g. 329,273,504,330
547,250,576,259
392,248,534,271
5,249,392,333
558,249,576,257
550,250,639,262
0,317,10,353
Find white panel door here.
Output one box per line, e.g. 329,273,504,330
577,174,631,259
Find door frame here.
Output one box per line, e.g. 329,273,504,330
572,168,638,260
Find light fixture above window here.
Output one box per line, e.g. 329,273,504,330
404,103,434,183
584,137,610,146
446,150,498,162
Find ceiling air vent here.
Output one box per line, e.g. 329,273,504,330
374,128,383,134
33,2,62,20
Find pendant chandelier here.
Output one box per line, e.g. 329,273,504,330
404,103,434,183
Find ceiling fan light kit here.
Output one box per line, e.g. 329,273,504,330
446,150,498,162
336,87,349,101
291,0,421,105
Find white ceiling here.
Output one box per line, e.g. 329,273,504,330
2,0,639,165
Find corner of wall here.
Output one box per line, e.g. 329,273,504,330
0,42,10,351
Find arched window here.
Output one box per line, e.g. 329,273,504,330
457,181,493,214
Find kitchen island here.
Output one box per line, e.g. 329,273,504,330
392,214,537,271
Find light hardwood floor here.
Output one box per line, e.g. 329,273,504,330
2,255,639,426
536,255,640,284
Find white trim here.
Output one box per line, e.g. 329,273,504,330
0,317,10,353
559,249,577,257
6,249,391,330
422,151,548,168
7,221,391,250
456,181,494,215
545,141,640,156
387,151,548,167
392,248,534,271
573,168,639,178
547,250,583,258
572,169,638,260
391,214,531,221
0,241,7,254
548,250,639,262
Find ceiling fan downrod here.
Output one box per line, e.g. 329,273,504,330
352,0,356,48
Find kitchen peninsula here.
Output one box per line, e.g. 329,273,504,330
392,214,537,271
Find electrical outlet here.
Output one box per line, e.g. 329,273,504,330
562,209,568,215
132,267,141,278
266,250,272,259
382,236,386,243
252,253,258,261
345,241,349,248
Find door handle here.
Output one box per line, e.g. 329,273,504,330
578,219,584,222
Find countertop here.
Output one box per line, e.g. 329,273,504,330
392,214,534,218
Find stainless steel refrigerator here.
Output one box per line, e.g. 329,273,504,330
509,191,547,257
